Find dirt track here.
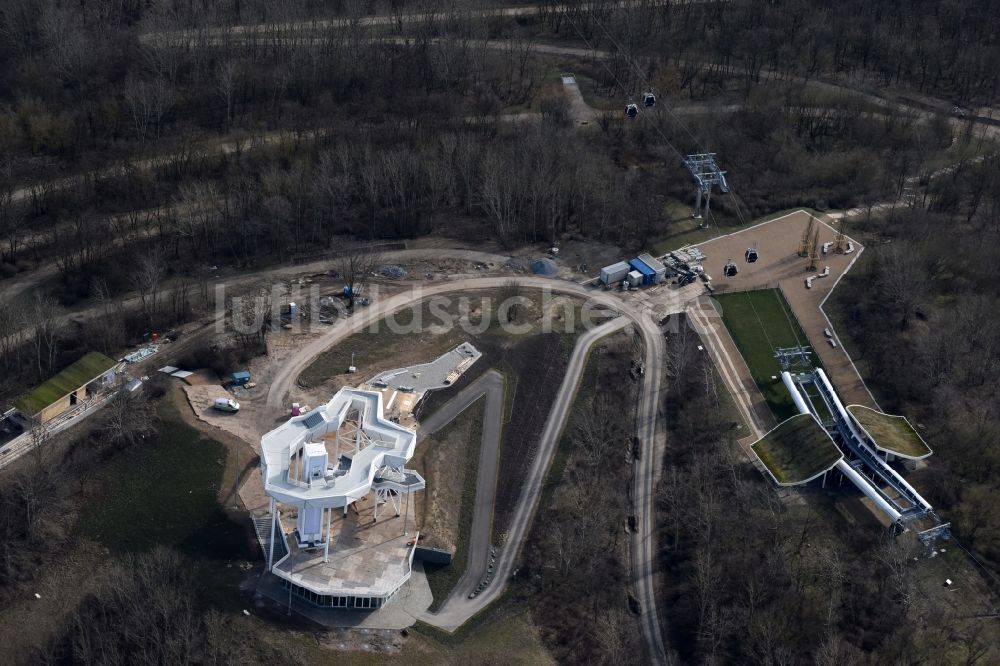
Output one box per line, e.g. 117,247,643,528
260,274,667,653
415,370,505,617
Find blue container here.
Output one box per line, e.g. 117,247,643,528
231,371,251,385
628,258,655,285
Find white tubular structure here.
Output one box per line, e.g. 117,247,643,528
782,371,904,523
814,369,931,513
781,372,811,415
835,459,902,522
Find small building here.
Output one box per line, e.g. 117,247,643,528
600,261,630,286
626,270,643,288
637,253,667,283
14,352,118,424
231,371,252,386
628,258,656,286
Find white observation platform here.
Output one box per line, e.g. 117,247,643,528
260,388,425,609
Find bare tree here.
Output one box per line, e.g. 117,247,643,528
335,242,381,310
478,149,521,244
99,382,157,448
215,61,240,132
132,249,166,330
227,284,273,355
23,295,63,380
123,76,174,146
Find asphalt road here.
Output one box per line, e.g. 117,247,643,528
415,369,505,616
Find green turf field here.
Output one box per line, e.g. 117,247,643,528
713,289,821,421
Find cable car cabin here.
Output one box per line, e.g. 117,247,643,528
643,92,656,107
745,248,758,263
723,261,738,277
625,103,638,118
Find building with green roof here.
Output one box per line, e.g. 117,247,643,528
14,352,119,424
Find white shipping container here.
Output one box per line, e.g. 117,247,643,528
600,261,631,285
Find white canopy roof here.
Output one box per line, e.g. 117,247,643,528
261,388,417,508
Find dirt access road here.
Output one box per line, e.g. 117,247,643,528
424,316,629,630
261,274,669,660
415,369,505,615
138,1,679,45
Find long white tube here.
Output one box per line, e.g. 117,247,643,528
815,369,931,512
836,459,903,523
782,372,812,416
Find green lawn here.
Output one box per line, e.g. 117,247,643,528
752,414,842,485
78,401,254,608
713,289,822,421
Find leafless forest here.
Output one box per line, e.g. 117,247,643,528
1,0,999,664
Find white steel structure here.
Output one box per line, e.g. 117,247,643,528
260,388,425,609
782,370,932,525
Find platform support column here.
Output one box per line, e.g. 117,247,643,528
323,507,332,563
693,189,703,218
822,470,827,489
267,497,277,572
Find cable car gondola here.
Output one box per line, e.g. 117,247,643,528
625,103,638,118
745,242,758,263
723,260,738,277
643,92,656,107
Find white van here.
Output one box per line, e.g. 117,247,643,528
213,397,240,413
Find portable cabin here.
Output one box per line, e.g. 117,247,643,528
628,258,656,286
600,261,631,286
626,270,643,288
637,253,667,284
231,371,251,386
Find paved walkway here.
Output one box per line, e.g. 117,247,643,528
695,210,877,407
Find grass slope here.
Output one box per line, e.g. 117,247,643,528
848,405,932,458
78,400,254,608
416,394,487,612
751,414,842,485
714,289,821,421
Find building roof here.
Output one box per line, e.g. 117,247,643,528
751,413,843,485
628,258,655,277
637,253,667,273
601,261,630,274
14,351,117,416
261,388,418,507
847,405,932,460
